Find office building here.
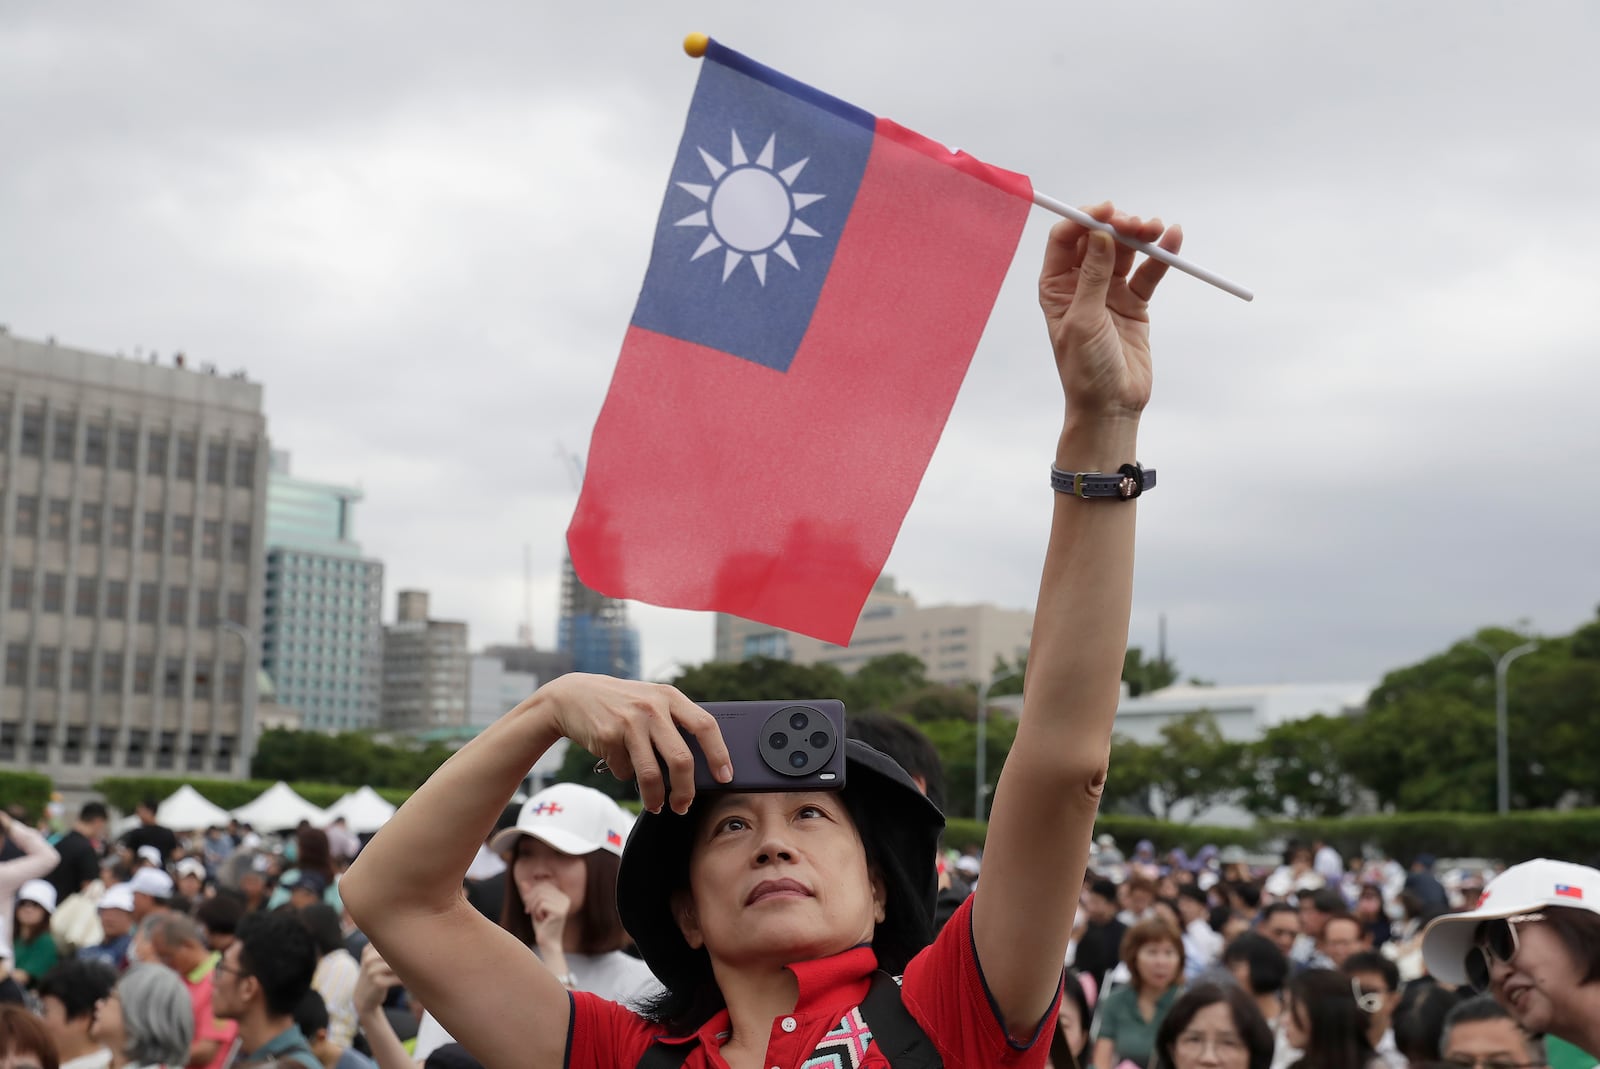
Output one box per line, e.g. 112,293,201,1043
380,589,468,733
713,575,1034,686
262,451,383,732
0,333,268,789
556,556,640,679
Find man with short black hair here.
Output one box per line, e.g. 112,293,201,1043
1294,887,1345,968
1320,913,1368,970
120,798,180,866
47,802,108,904
1256,901,1301,958
37,958,120,1069
1345,950,1405,1069
212,911,322,1069
1177,884,1223,978
1441,995,1549,1069
1073,877,1128,989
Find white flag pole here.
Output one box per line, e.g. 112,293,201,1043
1032,191,1254,302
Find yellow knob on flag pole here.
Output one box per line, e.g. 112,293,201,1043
683,33,709,57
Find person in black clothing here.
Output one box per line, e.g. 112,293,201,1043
1074,877,1129,990
47,802,108,905
118,798,180,866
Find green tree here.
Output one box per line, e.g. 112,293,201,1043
1100,712,1241,820
1241,714,1363,819
986,653,1027,698
1123,647,1178,697
670,657,852,703
843,653,930,711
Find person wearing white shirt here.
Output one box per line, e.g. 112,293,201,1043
0,808,61,953
1176,886,1223,980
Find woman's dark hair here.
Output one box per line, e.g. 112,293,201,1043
296,827,334,882
0,1003,59,1069
1286,969,1375,1069
499,845,626,956
298,903,346,957
1392,979,1466,1065
1122,917,1186,995
1223,931,1289,996
1153,984,1275,1069
1049,969,1094,1069
1541,905,1600,984
12,899,48,941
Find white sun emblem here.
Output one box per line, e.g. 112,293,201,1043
673,130,825,285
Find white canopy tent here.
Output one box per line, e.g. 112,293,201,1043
156,785,234,831
322,786,397,835
231,781,328,833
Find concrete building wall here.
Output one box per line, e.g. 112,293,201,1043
380,591,468,733
0,333,268,790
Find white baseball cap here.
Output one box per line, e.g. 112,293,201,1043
128,867,175,900
1422,858,1600,985
175,857,206,880
100,883,136,913
18,879,57,914
136,845,163,866
489,783,631,859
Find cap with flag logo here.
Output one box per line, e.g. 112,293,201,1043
488,783,631,859
1422,857,1600,985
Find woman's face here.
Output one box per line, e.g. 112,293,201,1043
1172,1002,1251,1069
1488,916,1586,1037
15,902,46,929
678,790,883,969
1057,995,1085,1056
512,838,588,917
1135,939,1181,992
1357,889,1382,917
90,989,126,1053
1283,996,1308,1050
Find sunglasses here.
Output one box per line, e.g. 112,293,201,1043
1465,913,1543,990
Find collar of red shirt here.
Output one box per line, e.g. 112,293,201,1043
654,944,878,1051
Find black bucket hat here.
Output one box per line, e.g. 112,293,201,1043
616,739,945,995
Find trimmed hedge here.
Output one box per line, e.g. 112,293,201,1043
0,771,54,822
1264,810,1600,866
94,777,412,814
942,816,1264,854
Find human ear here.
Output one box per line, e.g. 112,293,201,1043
871,869,887,924
672,889,704,949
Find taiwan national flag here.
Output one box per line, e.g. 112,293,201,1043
568,39,1033,644
1555,884,1584,900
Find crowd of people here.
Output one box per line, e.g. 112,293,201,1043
3,210,1598,1069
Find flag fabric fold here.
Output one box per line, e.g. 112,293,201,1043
568,38,1033,645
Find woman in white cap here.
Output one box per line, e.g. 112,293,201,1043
1421,858,1600,1058
10,879,59,987
408,783,660,1063
0,807,60,962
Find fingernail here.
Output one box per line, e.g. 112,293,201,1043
717,764,733,783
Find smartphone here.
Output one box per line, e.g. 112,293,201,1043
682,699,847,793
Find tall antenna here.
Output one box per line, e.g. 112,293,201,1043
517,543,534,646
1158,612,1168,666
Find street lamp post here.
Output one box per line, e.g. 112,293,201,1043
1472,639,1538,815
975,668,1020,822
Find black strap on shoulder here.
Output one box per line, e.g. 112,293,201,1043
860,971,943,1069
632,971,941,1069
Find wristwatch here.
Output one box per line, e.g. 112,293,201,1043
1050,463,1156,500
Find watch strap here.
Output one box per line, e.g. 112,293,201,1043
1050,463,1155,499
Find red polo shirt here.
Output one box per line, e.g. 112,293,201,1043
568,896,1057,1069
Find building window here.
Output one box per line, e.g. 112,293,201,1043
37,647,60,689
198,589,218,627
146,432,168,475
74,577,98,618
115,427,138,471
216,734,235,773
0,408,9,453
19,410,44,457
163,658,183,698
14,495,38,537
175,435,197,480
133,655,154,695
70,650,92,692
229,523,250,563
79,502,103,544
167,585,188,626
101,651,124,694
186,735,206,772
52,416,76,462
202,520,221,560
0,722,15,761
226,592,246,626
142,511,164,553
29,727,48,764
42,573,65,613
234,446,255,488
171,515,192,556
206,442,228,485
47,499,69,540
3,644,25,686
156,730,177,770
64,725,86,765
194,666,212,700
105,580,128,620
94,728,114,766
137,583,159,624
223,663,243,702
85,424,107,467
111,507,133,548
8,571,32,611
127,728,148,765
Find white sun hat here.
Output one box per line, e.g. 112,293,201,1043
1421,857,1600,985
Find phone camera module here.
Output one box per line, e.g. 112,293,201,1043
789,712,808,730
757,704,840,778
809,731,829,748
788,750,809,769
768,732,788,750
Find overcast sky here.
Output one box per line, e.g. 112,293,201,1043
5,3,1598,688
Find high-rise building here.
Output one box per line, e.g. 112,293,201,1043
0,333,268,789
262,451,383,732
380,590,468,733
713,575,1033,686
556,556,640,679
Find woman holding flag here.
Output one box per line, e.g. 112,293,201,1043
344,196,1182,1069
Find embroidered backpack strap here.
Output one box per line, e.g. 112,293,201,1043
636,1043,692,1069
858,971,943,1069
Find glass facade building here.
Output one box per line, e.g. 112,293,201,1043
261,452,383,731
